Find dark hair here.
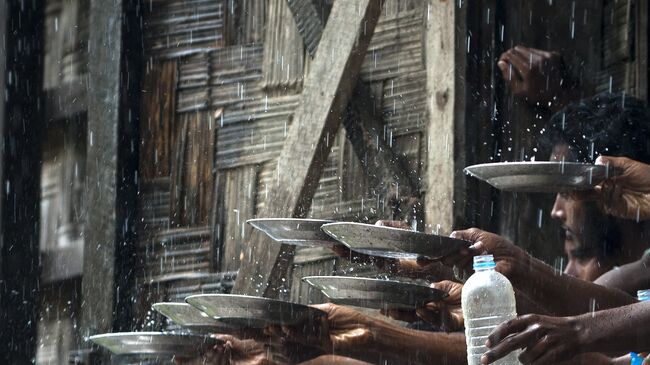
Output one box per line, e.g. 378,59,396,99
539,92,650,164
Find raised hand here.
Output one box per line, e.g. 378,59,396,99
498,45,577,111
482,314,583,365
594,156,650,221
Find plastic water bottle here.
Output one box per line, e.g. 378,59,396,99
462,255,520,365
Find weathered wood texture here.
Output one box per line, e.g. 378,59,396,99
213,165,258,272
43,0,88,90
169,111,215,226
225,0,266,45
285,0,331,56
81,0,142,348
0,0,44,362
142,0,226,59
140,61,178,180
263,0,306,91
423,0,466,233
232,0,383,297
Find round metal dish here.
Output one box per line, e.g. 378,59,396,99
302,276,447,310
152,302,237,334
321,222,469,259
247,218,336,246
87,332,219,357
463,162,611,193
185,294,326,328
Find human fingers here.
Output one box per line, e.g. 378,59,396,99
383,308,419,322
503,49,531,77
485,314,540,348
483,323,543,364
415,306,442,327
523,46,555,59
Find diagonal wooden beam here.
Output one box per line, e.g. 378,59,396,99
232,0,382,296
285,0,331,57
286,0,420,212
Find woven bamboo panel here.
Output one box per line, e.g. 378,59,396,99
217,95,300,168
226,0,266,45
142,0,226,59
170,111,215,227
361,8,424,82
214,165,259,272
262,0,306,90
140,60,178,180
177,45,265,113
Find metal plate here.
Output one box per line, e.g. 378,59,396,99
321,222,469,259
247,218,336,246
87,332,219,357
152,302,237,334
463,162,611,193
185,294,326,328
302,276,447,310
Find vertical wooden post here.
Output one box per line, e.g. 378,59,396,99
80,0,141,353
0,0,45,362
424,0,467,233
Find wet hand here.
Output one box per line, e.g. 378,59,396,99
444,228,529,279
415,280,464,332
593,156,650,221
211,334,282,365
267,303,375,353
498,46,576,110
481,314,583,365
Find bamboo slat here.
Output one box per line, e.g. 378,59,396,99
142,0,226,59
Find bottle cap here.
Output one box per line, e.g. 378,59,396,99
473,254,496,270
637,289,650,302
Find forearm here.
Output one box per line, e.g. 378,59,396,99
578,301,650,354
514,288,552,315
595,258,650,296
511,254,636,315
369,321,467,365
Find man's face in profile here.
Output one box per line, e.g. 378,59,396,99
549,144,614,281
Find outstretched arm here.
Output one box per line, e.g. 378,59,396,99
483,301,650,364
446,228,637,316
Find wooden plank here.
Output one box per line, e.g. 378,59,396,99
80,0,142,351
232,0,382,297
284,0,420,217
0,0,44,362
285,0,330,56
423,0,467,233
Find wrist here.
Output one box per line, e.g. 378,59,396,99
570,315,594,353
